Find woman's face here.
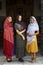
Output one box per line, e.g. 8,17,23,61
18,16,22,22
30,18,34,23
8,17,12,23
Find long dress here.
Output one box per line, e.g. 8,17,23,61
15,21,26,58
3,18,14,58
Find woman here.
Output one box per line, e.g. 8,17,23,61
3,16,14,62
15,15,26,62
26,16,39,62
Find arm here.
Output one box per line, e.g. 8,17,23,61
34,30,39,36
21,29,26,34
21,23,26,34
27,31,39,37
16,30,25,40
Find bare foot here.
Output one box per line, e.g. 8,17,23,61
31,59,36,63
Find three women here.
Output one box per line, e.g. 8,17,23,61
3,15,39,62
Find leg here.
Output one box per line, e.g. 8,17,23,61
31,53,34,62
32,53,36,62
33,53,36,61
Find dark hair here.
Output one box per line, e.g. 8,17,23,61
17,15,22,19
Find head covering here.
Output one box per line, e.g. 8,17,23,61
30,16,37,22
27,16,39,44
4,17,14,43
30,16,38,25
4,17,9,28
29,16,39,31
4,17,13,28
3,17,14,57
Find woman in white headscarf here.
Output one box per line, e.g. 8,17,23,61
26,16,39,62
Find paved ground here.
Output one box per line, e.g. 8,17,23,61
0,55,43,64
0,49,43,64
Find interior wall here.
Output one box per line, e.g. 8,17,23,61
6,0,34,20
0,0,41,53
33,0,41,17
0,0,6,16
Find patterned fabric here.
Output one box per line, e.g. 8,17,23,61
15,21,26,58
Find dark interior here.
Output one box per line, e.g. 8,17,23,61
0,0,42,55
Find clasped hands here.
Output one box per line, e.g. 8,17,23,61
27,33,35,37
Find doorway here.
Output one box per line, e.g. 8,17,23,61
0,0,41,55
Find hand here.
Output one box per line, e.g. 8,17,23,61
29,33,36,37
22,36,25,40
29,34,33,37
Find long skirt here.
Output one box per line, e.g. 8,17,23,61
26,36,38,53
16,34,26,58
3,39,14,58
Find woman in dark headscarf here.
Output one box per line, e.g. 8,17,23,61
15,15,26,62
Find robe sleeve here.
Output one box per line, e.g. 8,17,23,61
35,23,39,31
14,23,21,31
